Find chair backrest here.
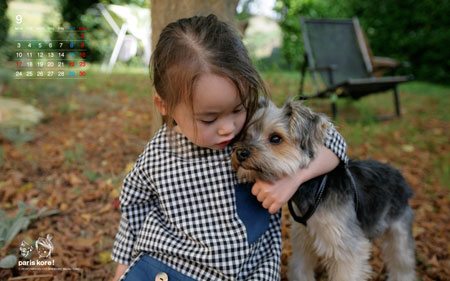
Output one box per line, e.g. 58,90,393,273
301,17,373,89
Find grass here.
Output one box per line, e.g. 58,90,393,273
2,66,448,189
64,144,85,166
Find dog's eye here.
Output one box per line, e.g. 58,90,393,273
269,134,283,145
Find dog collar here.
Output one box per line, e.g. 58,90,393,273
345,166,360,212
287,166,360,226
288,174,328,226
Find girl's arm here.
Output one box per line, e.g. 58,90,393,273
112,263,129,281
252,145,339,214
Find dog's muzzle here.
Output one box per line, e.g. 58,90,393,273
235,148,251,162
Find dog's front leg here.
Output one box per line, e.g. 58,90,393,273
326,232,372,281
287,222,318,281
308,204,372,281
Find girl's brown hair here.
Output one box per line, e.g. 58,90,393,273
151,14,268,133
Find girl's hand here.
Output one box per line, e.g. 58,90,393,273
251,145,340,214
112,263,129,281
252,175,301,214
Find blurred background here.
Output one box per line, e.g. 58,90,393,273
0,0,449,280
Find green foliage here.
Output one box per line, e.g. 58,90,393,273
0,202,59,268
51,0,105,62
9,0,59,4
0,0,9,48
64,144,85,165
236,0,256,21
350,0,450,84
0,66,13,84
275,0,450,84
54,0,150,62
84,170,100,183
58,0,149,28
58,0,99,28
275,0,352,70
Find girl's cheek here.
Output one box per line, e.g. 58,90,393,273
237,111,247,132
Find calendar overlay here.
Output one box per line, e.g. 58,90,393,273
14,27,87,79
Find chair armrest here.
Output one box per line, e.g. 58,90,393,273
372,56,399,68
372,56,411,76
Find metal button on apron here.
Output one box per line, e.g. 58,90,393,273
155,272,168,281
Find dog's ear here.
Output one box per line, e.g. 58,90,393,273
282,100,330,158
257,95,270,109
251,95,274,122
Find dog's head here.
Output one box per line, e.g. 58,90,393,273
232,98,330,183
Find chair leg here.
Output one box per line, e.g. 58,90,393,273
299,55,308,98
331,101,338,120
393,86,401,117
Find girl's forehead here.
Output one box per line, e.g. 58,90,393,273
192,73,241,112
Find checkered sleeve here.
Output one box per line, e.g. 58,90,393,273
111,212,135,264
324,122,348,164
111,150,156,265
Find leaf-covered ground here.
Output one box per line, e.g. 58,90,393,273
0,69,449,280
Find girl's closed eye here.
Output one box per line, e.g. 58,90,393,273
200,118,217,124
233,105,245,113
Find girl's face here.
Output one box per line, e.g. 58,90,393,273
171,73,247,150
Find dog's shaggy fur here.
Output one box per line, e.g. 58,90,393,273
232,99,415,281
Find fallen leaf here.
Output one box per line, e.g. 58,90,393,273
428,255,439,268
69,173,83,186
97,251,112,264
99,204,111,214
74,237,99,247
125,162,134,173
110,189,120,201
112,200,120,210
17,183,34,194
60,203,69,211
413,226,425,238
80,213,92,223
402,144,415,152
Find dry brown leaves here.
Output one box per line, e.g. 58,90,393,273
1,88,449,281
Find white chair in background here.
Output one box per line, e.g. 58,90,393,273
96,3,151,72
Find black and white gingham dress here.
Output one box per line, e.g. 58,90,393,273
111,123,347,281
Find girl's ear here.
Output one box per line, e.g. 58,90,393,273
154,93,168,115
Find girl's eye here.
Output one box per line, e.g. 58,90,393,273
233,105,245,113
200,119,216,124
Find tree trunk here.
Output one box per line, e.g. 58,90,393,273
149,0,240,135
151,0,239,52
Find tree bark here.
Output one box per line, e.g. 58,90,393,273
151,0,239,52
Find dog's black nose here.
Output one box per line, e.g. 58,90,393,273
236,149,250,162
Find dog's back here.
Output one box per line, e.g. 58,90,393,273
292,159,414,239
346,159,414,238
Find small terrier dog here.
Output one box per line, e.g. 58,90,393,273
232,99,415,281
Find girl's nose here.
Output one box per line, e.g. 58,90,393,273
218,119,235,136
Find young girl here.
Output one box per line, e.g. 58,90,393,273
111,15,348,281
